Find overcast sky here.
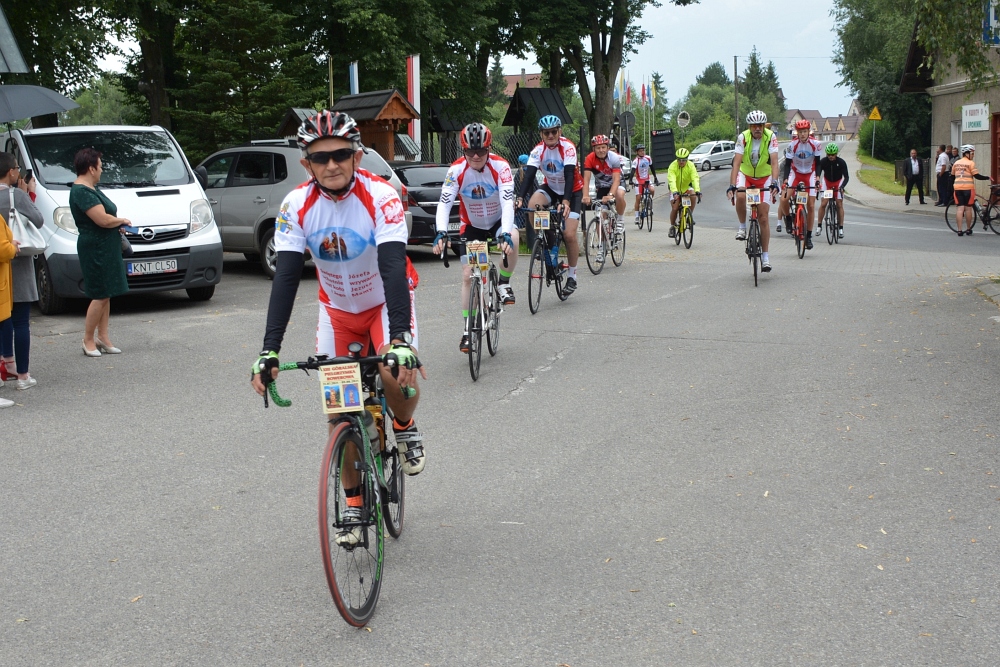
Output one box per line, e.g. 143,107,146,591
503,0,856,119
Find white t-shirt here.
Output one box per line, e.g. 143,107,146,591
274,170,408,313
936,151,950,175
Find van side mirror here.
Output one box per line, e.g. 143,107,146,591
195,165,208,189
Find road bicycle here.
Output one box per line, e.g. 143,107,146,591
637,183,654,231
264,346,414,626
818,187,843,245
524,206,570,313
460,237,506,381
944,185,1000,235
790,182,809,259
674,192,699,249
584,199,625,274
743,187,765,287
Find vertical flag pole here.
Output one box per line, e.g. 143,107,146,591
349,61,359,95
328,55,335,108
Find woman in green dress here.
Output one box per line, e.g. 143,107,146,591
69,148,132,357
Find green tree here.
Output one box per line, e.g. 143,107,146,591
914,0,1000,89
741,47,766,103
650,71,669,128
696,61,731,88
64,74,147,126
486,56,508,105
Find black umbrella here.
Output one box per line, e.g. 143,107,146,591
0,85,79,123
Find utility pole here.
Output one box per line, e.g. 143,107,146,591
328,55,335,108
734,56,739,137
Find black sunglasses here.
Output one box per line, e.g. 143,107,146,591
305,148,356,165
463,148,489,158
540,129,560,137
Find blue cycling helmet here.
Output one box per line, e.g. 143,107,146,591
538,115,562,130
518,154,529,164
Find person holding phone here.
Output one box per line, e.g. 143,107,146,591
0,153,43,390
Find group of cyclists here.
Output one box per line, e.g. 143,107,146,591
247,107,853,547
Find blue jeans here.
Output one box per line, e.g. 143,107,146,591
0,302,31,375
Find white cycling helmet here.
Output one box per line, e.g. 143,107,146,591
961,144,975,156
746,110,767,125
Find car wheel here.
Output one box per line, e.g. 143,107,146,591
35,255,67,315
259,226,276,279
701,160,711,172
186,285,216,301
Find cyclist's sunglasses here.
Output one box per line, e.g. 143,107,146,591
540,129,560,137
463,148,489,158
305,148,356,165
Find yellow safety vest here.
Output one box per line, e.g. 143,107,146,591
739,129,775,178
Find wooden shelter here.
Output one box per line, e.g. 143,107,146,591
332,89,420,161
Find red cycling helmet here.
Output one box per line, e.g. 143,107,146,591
460,123,492,150
794,119,811,130
591,134,610,147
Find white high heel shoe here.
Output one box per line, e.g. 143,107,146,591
95,339,121,354
82,344,101,358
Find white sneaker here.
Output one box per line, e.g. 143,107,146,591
776,222,782,233
16,376,36,390
761,259,772,272
0,397,13,408
335,505,364,547
394,421,425,476
838,228,844,239
735,228,747,241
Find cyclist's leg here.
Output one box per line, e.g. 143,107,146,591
759,176,773,254
374,294,424,474
633,184,643,219
614,186,627,216
564,191,582,269
669,195,680,225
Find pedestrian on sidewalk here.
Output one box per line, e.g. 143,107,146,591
903,148,926,205
935,145,952,206
0,199,17,408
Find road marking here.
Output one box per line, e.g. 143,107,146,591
620,284,701,311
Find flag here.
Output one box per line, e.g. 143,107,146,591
641,83,646,108
626,81,631,106
651,82,656,106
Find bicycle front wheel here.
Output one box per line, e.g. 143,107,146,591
554,231,570,301
825,205,836,244
486,266,501,357
986,203,1000,235
467,276,483,381
645,196,654,232
319,423,384,627
611,225,626,266
683,209,694,249
748,220,761,287
527,238,544,314
584,216,605,275
795,207,806,259
944,204,958,232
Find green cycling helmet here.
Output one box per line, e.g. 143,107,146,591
676,148,690,159
825,142,839,155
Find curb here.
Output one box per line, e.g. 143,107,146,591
843,190,942,219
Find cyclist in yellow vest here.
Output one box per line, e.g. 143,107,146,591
727,110,780,272
667,148,701,238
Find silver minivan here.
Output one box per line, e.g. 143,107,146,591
197,140,411,278
2,125,224,314
689,140,736,171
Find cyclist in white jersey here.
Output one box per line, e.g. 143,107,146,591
250,111,427,545
777,120,822,248
631,145,659,222
433,123,517,352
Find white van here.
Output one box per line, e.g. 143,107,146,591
2,125,224,314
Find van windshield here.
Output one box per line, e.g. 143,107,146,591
24,130,191,188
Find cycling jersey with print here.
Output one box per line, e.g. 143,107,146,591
632,156,653,182
274,169,409,314
784,138,822,175
584,151,622,190
436,155,515,235
527,137,584,195
734,132,780,167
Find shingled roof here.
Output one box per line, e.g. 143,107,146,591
502,86,572,128
333,89,419,122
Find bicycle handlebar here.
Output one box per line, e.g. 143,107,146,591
264,353,414,408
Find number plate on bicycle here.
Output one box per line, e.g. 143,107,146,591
823,189,834,199
534,210,551,230
319,362,363,415
465,240,490,270
795,192,809,205
746,188,762,204
681,196,692,208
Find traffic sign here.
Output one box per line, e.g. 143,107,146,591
868,106,882,121
677,110,690,128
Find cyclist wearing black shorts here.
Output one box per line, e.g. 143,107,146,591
815,143,849,239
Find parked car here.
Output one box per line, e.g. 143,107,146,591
390,162,461,254
689,140,736,171
197,140,412,278
1,125,223,314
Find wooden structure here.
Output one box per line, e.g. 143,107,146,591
501,86,571,131
332,89,420,161
276,107,317,138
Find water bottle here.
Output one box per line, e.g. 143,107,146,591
361,408,379,443
548,244,559,268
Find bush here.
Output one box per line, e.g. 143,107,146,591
857,118,905,161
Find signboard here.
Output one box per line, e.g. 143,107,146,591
650,128,675,171
868,106,881,121
985,2,1000,44
963,103,990,132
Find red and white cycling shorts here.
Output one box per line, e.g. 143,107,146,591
818,177,843,200
785,170,816,197
316,293,419,357
736,173,773,190
636,180,655,195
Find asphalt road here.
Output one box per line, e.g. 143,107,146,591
3,171,1000,665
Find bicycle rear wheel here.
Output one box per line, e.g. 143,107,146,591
825,205,836,244
467,276,483,381
611,225,626,266
319,423,384,627
986,203,1000,235
795,207,806,259
486,266,501,357
584,216,605,275
379,424,405,539
527,238,544,314
682,209,694,249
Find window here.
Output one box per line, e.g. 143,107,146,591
231,153,273,187
273,153,288,182
711,146,721,154
202,155,235,189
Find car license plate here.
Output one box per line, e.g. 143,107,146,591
823,189,834,199
681,197,692,207
746,188,761,204
448,221,460,232
127,259,178,276
796,192,809,204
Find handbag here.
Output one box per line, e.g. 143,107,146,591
120,231,134,257
7,187,46,256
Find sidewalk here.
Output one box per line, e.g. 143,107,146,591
839,140,941,218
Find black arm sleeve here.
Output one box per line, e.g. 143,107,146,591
975,173,991,180
262,251,306,353
562,165,576,199
839,158,850,187
377,241,412,339
517,166,538,200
